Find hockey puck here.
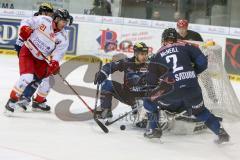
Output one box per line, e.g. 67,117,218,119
120,125,126,130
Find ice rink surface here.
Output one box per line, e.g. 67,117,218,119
0,54,240,160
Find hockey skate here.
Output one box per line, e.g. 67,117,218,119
144,128,162,139
95,108,113,119
32,98,51,112
5,99,17,113
215,128,230,144
4,97,28,116
16,96,30,111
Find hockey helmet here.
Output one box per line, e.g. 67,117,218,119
161,28,178,43
133,42,148,56
53,9,73,26
38,2,54,13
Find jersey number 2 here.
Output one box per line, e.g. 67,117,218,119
165,54,183,73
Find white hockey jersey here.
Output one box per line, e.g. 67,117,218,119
20,15,69,62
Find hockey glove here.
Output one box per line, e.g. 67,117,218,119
19,26,33,41
148,81,174,101
46,60,60,77
94,71,107,85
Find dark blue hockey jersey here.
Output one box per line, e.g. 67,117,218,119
101,57,166,90
147,42,207,89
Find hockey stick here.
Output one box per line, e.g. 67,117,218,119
105,105,142,126
94,61,102,118
57,73,109,133
40,53,108,133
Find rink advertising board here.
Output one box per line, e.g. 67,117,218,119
75,21,228,59
225,38,240,82
0,18,19,50
76,22,162,60
65,23,78,55
2,9,240,81
0,18,78,55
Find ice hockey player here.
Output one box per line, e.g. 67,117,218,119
13,2,54,112
143,28,230,144
94,42,153,119
5,9,72,113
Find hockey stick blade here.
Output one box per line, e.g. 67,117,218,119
94,118,109,133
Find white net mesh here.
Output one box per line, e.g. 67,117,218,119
198,44,240,121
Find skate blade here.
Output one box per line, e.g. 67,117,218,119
31,108,51,113
15,107,27,113
3,107,28,117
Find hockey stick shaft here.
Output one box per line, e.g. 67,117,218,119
94,61,102,118
57,73,94,112
105,106,141,126
40,53,108,133
57,67,108,133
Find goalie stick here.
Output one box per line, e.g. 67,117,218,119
39,52,109,133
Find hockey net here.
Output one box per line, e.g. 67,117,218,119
195,41,240,121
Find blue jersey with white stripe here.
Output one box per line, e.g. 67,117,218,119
148,42,207,89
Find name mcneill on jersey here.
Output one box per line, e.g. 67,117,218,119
160,47,179,57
